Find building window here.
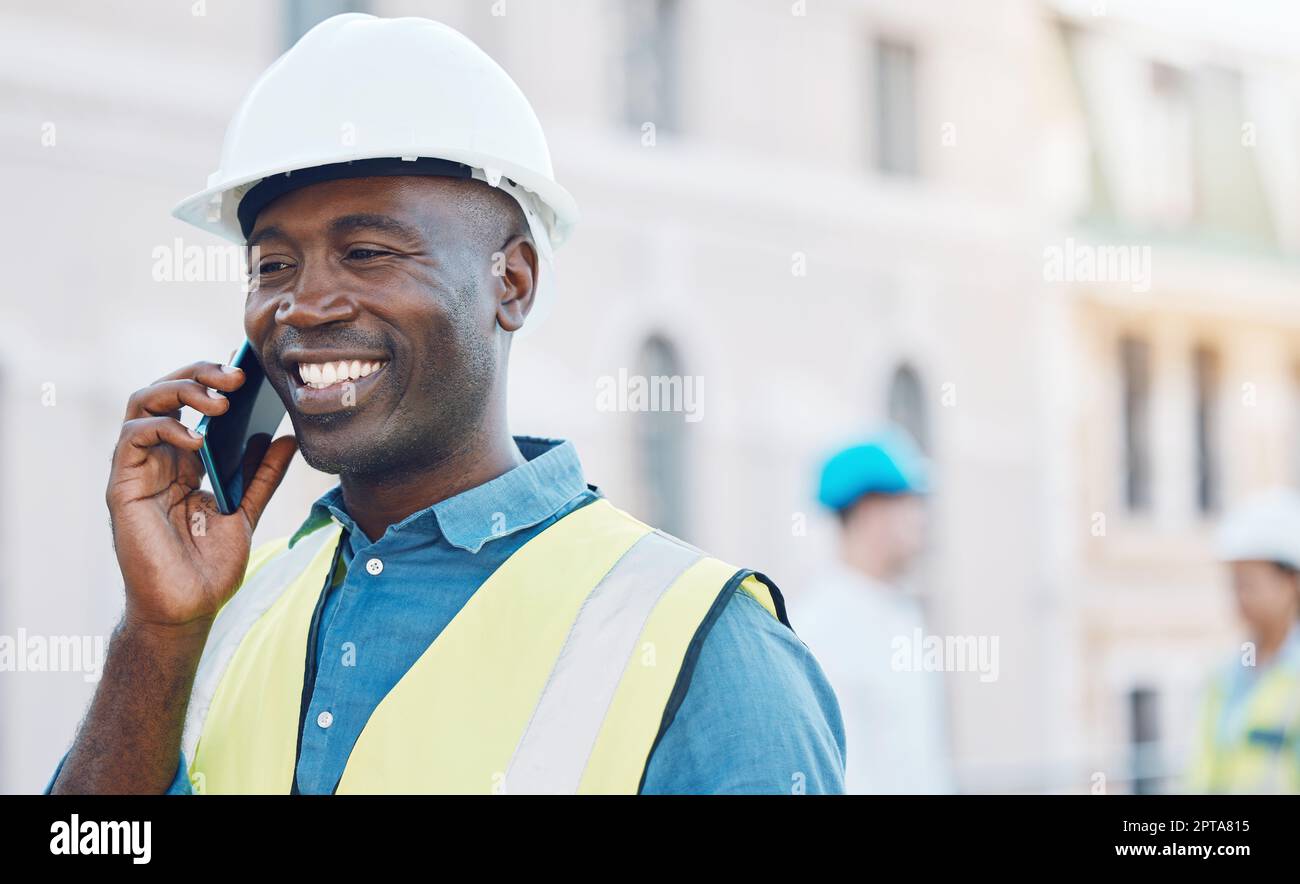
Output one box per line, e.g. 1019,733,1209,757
634,334,689,537
1120,336,1152,512
283,0,367,50
1294,364,1300,487
887,363,929,453
872,38,919,176
623,0,680,134
1145,62,1195,228
1195,67,1273,242
1192,345,1220,514
1128,686,1161,794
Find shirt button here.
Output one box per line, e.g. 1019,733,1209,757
316,710,334,729
365,557,383,576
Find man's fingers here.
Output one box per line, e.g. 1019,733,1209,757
124,379,234,421
114,417,204,469
150,360,245,389
237,435,298,530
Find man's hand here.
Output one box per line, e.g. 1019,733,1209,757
107,359,297,629
52,359,296,794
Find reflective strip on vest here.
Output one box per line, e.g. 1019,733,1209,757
504,531,702,794
186,498,787,794
182,524,340,767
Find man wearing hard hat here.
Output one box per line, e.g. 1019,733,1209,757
45,15,844,794
1187,487,1300,793
797,428,955,794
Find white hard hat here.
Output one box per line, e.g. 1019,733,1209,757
1215,487,1300,571
172,13,578,332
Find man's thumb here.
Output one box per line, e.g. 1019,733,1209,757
238,434,298,529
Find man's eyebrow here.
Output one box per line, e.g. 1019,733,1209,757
247,225,288,248
328,213,425,242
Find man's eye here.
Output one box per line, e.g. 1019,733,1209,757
346,248,390,260
259,261,293,274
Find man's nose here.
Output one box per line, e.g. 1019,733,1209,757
276,257,359,327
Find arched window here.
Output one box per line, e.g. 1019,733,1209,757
887,363,930,453
634,334,689,537
622,0,680,134
873,38,919,177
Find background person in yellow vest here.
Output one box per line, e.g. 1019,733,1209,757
796,428,956,794
44,14,845,795
1187,488,1300,794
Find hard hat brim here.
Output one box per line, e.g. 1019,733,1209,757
171,149,579,249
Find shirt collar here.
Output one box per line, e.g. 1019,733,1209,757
1224,622,1300,691
1278,623,1300,665
288,436,588,554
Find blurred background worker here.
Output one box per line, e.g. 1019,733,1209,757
1187,488,1300,794
797,428,955,794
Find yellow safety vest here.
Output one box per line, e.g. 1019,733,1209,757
180,498,787,794
1187,652,1300,794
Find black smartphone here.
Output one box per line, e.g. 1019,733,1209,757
196,341,288,514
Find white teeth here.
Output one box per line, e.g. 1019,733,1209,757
296,359,387,389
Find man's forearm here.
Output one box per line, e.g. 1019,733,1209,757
50,614,210,794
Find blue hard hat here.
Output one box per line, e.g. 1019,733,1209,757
816,427,931,511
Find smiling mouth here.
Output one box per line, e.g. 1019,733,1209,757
295,359,389,390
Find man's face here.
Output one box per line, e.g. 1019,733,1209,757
1229,560,1300,633
243,176,526,478
883,494,928,562
844,492,928,578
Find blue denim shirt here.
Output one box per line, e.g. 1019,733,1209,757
47,437,845,794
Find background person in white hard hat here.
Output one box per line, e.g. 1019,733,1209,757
796,427,955,794
44,14,845,795
1186,487,1300,793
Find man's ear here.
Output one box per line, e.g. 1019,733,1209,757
495,235,539,333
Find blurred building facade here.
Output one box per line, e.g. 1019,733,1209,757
3,0,1300,792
